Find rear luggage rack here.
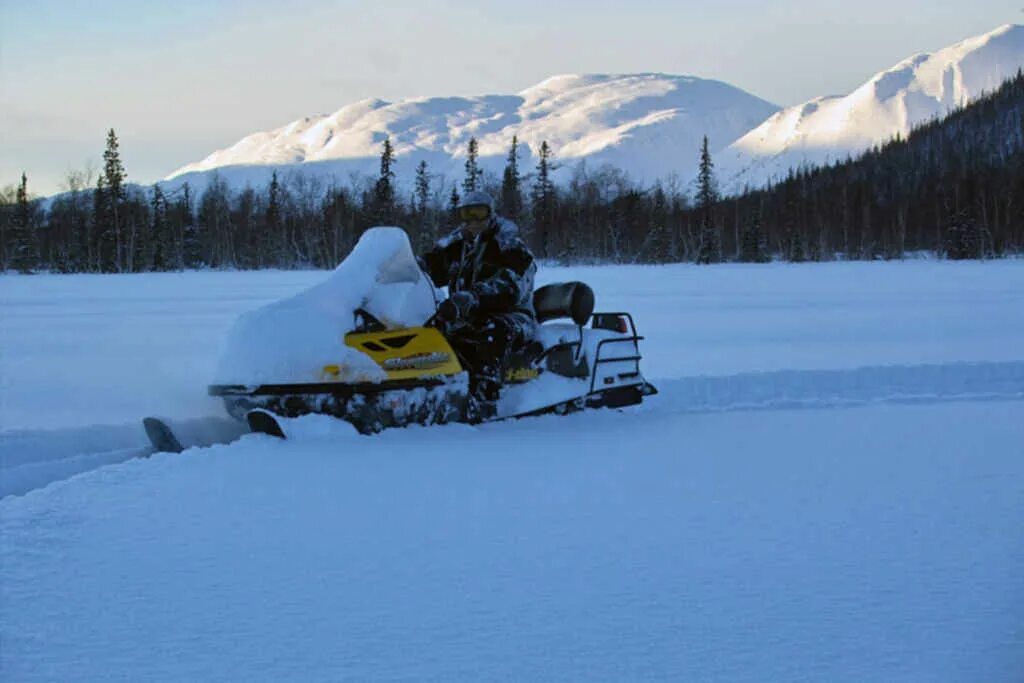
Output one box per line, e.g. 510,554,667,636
588,312,645,394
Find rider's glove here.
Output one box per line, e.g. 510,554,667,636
437,290,478,324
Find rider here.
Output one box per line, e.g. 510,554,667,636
420,190,537,411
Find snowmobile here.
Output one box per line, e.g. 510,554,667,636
206,281,657,436
145,228,656,449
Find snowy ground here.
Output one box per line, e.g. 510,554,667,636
2,260,1023,680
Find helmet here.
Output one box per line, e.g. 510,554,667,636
457,190,495,224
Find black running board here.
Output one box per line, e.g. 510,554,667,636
500,382,655,422
209,376,453,397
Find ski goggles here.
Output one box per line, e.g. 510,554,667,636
458,204,491,223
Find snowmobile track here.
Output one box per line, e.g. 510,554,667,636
3,360,1023,500
650,360,1024,416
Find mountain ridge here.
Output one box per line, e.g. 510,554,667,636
717,24,1024,192
163,25,1024,198
164,72,780,192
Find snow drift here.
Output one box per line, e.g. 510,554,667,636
212,228,438,385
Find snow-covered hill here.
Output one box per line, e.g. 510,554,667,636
717,24,1024,192
164,73,779,192
160,24,1024,199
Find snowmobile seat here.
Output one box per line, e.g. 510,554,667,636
533,282,595,326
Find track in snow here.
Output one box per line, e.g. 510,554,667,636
3,360,1023,500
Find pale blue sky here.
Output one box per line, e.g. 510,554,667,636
2,0,1018,194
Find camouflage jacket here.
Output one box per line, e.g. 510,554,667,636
421,217,537,319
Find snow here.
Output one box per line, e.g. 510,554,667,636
162,73,779,194
718,24,1024,192
213,227,437,385
2,259,1023,680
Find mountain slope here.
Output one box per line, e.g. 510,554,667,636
717,24,1024,192
165,73,779,191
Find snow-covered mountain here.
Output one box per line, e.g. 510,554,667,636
717,24,1024,192
164,73,779,192
163,25,1024,198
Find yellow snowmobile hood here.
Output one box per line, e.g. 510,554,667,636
325,326,464,382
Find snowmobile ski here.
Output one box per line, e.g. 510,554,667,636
143,417,185,454
246,409,287,440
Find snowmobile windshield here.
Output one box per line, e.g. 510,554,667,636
458,204,491,223
213,227,439,385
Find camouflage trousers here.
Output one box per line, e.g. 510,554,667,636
447,312,537,394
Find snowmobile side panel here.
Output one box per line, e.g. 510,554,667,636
342,326,463,382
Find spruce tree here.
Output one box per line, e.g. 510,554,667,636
463,137,482,195
447,186,460,227
740,205,770,263
372,137,397,225
0,187,7,270
180,183,201,268
100,128,126,272
414,160,435,250
786,223,806,262
945,208,980,260
531,141,556,258
414,161,430,214
10,173,36,273
264,171,282,265
150,185,170,270
649,185,670,263
91,175,108,272
695,136,721,264
500,136,521,221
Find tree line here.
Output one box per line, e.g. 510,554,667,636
3,70,1024,274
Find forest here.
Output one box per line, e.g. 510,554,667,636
3,71,1023,274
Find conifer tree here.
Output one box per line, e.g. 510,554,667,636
945,208,980,260
531,141,556,258
10,173,36,273
782,186,805,262
788,229,806,263
463,137,482,195
0,187,7,270
500,136,521,221
150,184,170,270
100,128,126,272
373,137,397,225
414,160,435,250
740,205,770,263
91,175,108,272
263,171,283,265
180,183,201,268
649,185,670,263
695,136,721,264
414,161,430,215
447,186,460,227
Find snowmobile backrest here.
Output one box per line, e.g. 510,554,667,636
533,282,595,326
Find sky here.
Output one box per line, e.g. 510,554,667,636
2,0,1020,195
